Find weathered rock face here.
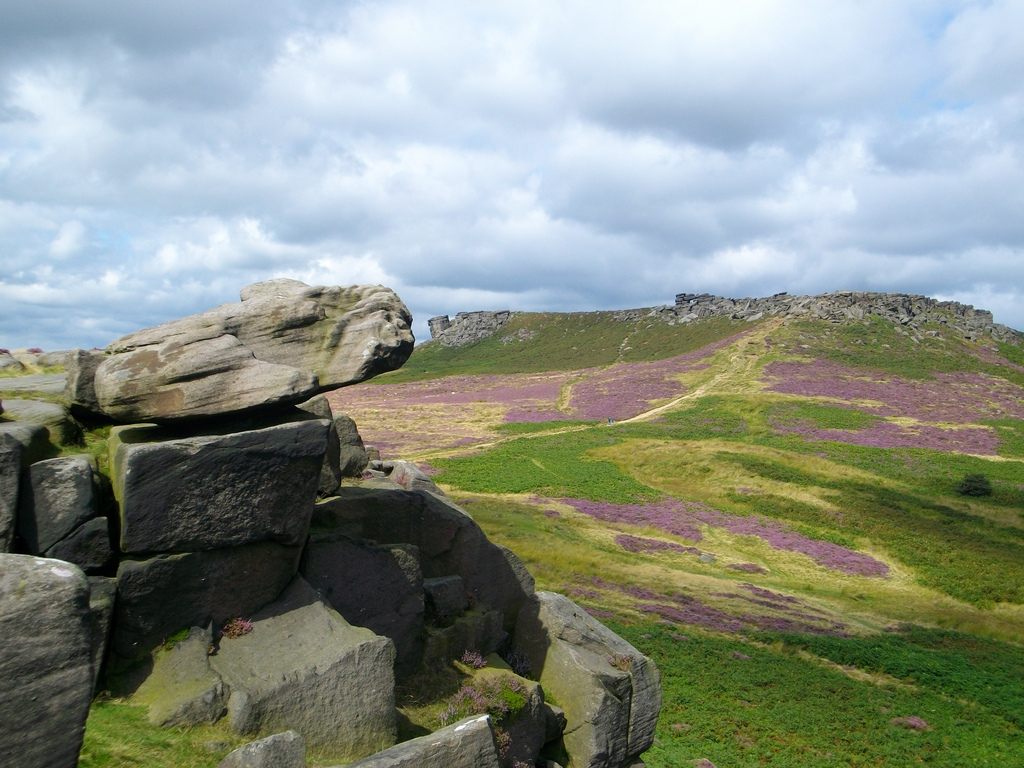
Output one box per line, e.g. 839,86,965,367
428,310,512,347
342,714,501,768
113,542,302,661
313,486,535,633
18,455,98,554
0,555,94,768
110,419,328,554
302,533,424,677
0,421,54,465
65,349,106,417
95,279,414,422
515,592,661,768
45,516,113,573
672,290,1020,342
210,578,396,757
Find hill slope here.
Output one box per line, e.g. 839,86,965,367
328,295,1024,767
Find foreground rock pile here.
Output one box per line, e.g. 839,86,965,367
0,280,660,768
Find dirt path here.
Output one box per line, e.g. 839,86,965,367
407,322,779,461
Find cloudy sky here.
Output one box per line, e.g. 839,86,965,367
1,1,1022,349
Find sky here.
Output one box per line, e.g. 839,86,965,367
1,0,1022,350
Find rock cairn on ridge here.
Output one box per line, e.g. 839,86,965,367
0,279,661,768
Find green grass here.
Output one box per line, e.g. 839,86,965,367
611,622,1023,768
494,420,597,434
378,314,747,382
987,418,1024,459
80,698,249,768
434,429,659,502
767,401,881,431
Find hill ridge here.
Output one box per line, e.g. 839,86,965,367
428,289,1020,347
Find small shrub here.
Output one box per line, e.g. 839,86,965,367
27,347,43,354
494,727,512,758
957,473,992,497
437,675,529,727
460,649,487,669
221,617,254,638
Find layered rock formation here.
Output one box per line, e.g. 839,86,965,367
671,290,1019,342
0,280,661,768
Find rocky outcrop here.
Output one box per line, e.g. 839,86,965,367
515,592,662,768
0,434,21,551
65,349,105,417
18,455,98,554
94,279,414,421
0,555,94,768
342,715,501,768
672,290,1020,342
428,311,512,347
0,398,82,445
134,625,226,727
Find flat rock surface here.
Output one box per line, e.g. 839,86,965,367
211,577,396,757
135,626,226,727
0,555,93,768
219,731,305,768
0,373,66,393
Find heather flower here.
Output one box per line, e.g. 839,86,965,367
891,715,931,731
221,617,253,638
460,649,487,669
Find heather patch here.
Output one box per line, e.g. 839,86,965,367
771,415,1000,455
569,334,743,421
615,533,702,556
563,497,890,577
765,359,1024,424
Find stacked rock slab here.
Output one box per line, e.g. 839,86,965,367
93,279,414,422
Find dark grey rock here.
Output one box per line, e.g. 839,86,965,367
0,434,20,551
302,533,424,677
135,626,226,727
334,413,369,477
218,730,305,768
110,419,328,553
45,516,113,573
88,576,117,693
112,542,302,661
313,487,535,632
514,592,661,768
65,349,106,417
18,455,97,554
340,714,500,768
297,394,342,496
211,577,396,757
424,575,468,625
423,609,506,667
0,421,53,465
0,555,93,768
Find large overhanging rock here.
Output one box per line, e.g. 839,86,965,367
94,279,414,422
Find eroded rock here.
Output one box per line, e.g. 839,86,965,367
341,714,500,768
0,555,93,768
514,592,661,768
110,418,327,553
0,434,20,551
135,626,226,727
18,455,97,554
95,280,414,421
219,730,305,768
211,578,396,757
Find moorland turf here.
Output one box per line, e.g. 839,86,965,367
343,312,1024,767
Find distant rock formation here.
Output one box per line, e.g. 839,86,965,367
671,290,1019,342
427,311,512,347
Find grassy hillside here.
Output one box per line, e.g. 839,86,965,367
330,312,1024,767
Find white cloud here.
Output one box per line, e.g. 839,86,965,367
0,0,1022,350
